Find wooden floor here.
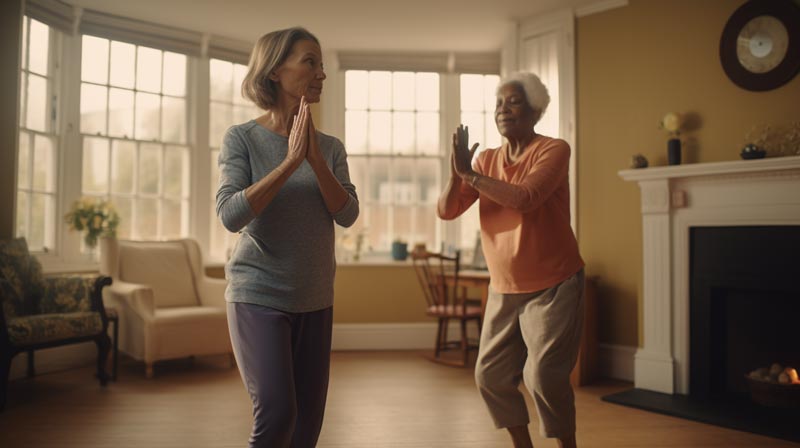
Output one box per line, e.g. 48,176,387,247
1,351,797,448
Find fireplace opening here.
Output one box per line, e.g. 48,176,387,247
690,226,800,403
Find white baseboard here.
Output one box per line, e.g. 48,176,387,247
8,325,635,383
598,343,636,382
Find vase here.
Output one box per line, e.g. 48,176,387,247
98,236,118,276
667,138,682,165
391,241,408,261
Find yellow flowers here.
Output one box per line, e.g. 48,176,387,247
64,197,120,248
660,112,682,138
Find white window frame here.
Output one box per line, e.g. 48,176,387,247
322,52,500,261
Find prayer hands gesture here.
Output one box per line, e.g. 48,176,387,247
451,124,479,179
287,96,310,169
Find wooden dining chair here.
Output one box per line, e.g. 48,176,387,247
411,249,483,367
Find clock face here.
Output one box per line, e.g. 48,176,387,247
737,16,789,73
720,0,800,91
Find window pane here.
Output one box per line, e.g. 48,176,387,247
367,205,390,251
461,112,485,154
138,143,162,195
484,75,500,110
82,137,109,194
33,135,55,192
368,158,391,204
393,205,412,246
368,71,391,110
112,196,132,239
19,73,26,128
346,157,367,202
81,35,108,84
111,140,136,194
161,96,186,143
417,158,440,205
416,112,439,155
232,64,249,105
415,204,437,251
392,72,415,111
162,52,186,96
210,102,232,147
345,70,368,110
17,131,30,188
16,192,28,240
415,73,439,111
394,159,415,204
160,199,184,239
345,110,367,154
109,41,135,88
210,59,233,101
135,92,160,140
108,88,134,138
26,74,48,132
29,193,53,250
368,111,391,154
21,18,28,71
460,74,484,111
164,146,188,198
80,83,107,135
136,46,162,93
392,112,414,155
233,105,255,126
485,113,502,149
29,19,50,76
135,198,158,239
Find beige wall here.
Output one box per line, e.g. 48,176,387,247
576,0,800,346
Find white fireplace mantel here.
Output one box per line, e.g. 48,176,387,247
619,155,800,394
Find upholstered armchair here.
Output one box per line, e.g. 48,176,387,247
100,238,232,378
0,238,112,411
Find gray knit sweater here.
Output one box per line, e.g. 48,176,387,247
216,120,359,313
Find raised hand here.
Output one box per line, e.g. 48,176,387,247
287,96,309,168
452,124,479,179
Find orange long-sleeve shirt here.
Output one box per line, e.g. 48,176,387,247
445,135,584,293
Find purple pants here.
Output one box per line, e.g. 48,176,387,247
227,302,333,448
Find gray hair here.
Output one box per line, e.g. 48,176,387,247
497,72,550,125
241,27,320,110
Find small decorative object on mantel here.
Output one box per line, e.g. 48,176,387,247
630,154,648,168
660,112,683,165
740,143,767,159
744,122,800,157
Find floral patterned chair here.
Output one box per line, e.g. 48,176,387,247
0,238,112,411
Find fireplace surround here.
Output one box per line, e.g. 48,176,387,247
618,155,800,395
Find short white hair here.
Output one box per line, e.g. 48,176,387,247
497,72,550,125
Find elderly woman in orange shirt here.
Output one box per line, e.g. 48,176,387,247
438,72,585,448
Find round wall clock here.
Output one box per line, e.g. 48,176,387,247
719,0,800,91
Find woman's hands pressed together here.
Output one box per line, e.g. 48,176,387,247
286,96,310,170
452,124,480,180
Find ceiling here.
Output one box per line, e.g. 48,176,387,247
63,0,605,52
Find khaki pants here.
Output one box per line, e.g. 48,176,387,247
475,268,585,438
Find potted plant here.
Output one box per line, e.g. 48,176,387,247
64,197,120,250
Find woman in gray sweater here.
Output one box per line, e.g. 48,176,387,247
216,27,358,448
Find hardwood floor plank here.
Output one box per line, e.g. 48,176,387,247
0,351,797,447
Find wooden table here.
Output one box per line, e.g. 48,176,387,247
449,269,491,315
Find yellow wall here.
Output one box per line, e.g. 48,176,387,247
576,0,800,346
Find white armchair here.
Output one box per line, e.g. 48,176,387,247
100,238,232,378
